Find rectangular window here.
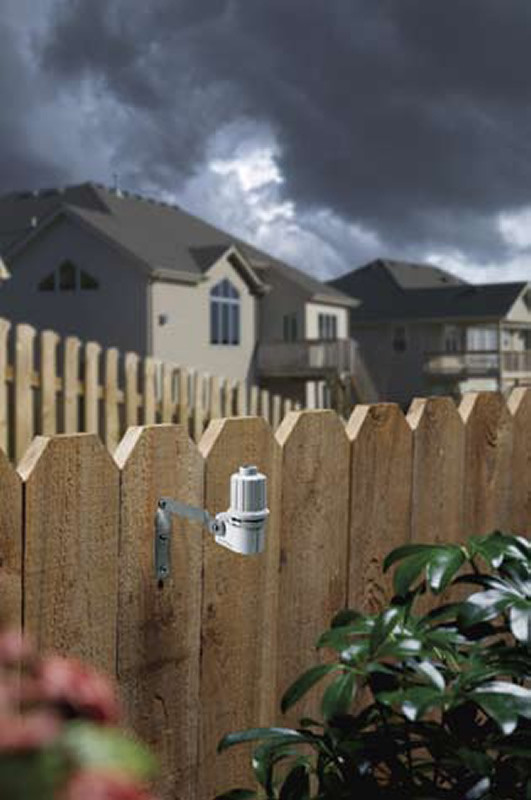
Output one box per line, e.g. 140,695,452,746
283,313,298,342
230,304,240,345
211,301,219,344
221,303,230,344
466,327,497,351
318,313,338,340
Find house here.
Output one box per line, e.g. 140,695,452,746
0,182,368,408
328,258,531,406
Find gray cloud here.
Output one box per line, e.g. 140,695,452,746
3,0,531,276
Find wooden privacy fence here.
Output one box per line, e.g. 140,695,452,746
1,390,531,798
0,317,301,464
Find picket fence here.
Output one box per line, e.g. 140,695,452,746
1,390,531,798
0,317,301,464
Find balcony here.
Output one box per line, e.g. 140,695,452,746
424,350,531,379
257,338,359,379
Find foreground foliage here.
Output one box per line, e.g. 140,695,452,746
0,631,158,799
218,531,531,799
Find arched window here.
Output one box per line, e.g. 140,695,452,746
210,278,240,345
38,261,99,292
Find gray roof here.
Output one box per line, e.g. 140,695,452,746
328,259,527,322
0,182,355,306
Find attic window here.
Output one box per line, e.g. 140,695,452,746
38,261,99,292
210,278,240,345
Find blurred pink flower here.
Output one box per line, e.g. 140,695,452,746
0,630,34,666
62,770,157,800
34,656,121,724
0,710,61,751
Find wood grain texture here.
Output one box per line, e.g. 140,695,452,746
347,404,413,612
275,410,350,725
18,434,119,673
115,425,203,800
41,330,59,436
125,352,140,427
84,342,101,434
63,337,80,434
508,388,531,535
15,324,36,464
104,348,119,452
198,417,281,799
0,447,22,628
459,392,514,536
408,397,465,546
0,318,10,455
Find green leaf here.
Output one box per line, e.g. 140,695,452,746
321,670,357,721
218,728,306,754
471,682,531,735
279,765,310,800
383,543,437,572
409,659,446,691
281,664,339,714
510,599,531,643
458,589,514,628
393,551,431,596
330,609,363,628
377,686,442,721
60,721,157,780
464,777,490,800
426,547,466,593
215,791,256,800
369,607,402,653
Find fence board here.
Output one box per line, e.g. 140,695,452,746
250,385,259,416
18,434,119,672
460,392,514,536
275,410,350,724
161,363,174,422
260,389,270,422
508,388,531,534
15,324,36,464
223,379,234,417
0,318,10,454
193,372,204,442
347,404,413,612
178,368,189,430
0,448,22,628
125,352,140,427
236,380,248,416
104,348,120,452
41,330,59,436
272,394,282,431
198,418,281,799
84,342,101,434
63,337,80,434
208,375,221,421
408,397,465,547
115,425,203,800
143,358,156,424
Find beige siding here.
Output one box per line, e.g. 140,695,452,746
305,302,348,339
151,253,257,381
505,292,531,324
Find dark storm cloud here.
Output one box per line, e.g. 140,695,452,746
5,0,531,269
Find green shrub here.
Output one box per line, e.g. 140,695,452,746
218,531,531,799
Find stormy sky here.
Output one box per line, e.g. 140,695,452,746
3,0,531,282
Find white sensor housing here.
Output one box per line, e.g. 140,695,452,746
214,465,270,555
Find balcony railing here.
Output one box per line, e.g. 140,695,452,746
257,338,359,378
424,350,531,378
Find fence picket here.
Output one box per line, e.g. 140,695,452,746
193,372,204,442
460,392,514,535
84,342,101,434
143,357,156,424
18,434,119,671
41,330,59,436
177,368,189,431
198,418,281,799
408,397,465,546
0,318,10,455
236,380,248,416
0,449,22,628
250,385,259,416
125,352,140,427
508,388,531,534
63,336,80,434
161,362,174,422
208,375,221,421
346,404,413,612
260,389,270,422
275,410,350,724
115,426,203,800
15,324,36,464
104,348,120,452
272,394,282,430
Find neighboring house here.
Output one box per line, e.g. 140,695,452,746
0,182,363,408
328,258,531,406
